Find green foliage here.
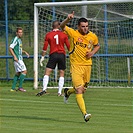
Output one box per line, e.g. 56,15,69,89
0,0,4,20
1,0,78,20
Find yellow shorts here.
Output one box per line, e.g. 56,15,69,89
70,64,91,88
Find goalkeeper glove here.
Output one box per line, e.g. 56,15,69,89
40,56,44,66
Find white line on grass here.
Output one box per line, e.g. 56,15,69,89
0,98,132,107
104,103,133,107
0,98,76,105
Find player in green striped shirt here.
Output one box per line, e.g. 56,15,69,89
9,27,29,92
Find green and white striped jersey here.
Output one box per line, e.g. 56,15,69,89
10,36,23,60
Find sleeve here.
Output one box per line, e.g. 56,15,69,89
93,33,99,45
10,39,17,49
64,26,75,37
42,34,49,51
64,35,70,51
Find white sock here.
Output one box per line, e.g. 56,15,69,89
43,75,49,91
58,77,64,94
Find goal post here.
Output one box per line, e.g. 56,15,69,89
34,0,133,89
34,5,38,89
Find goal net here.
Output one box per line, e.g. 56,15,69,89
34,0,133,89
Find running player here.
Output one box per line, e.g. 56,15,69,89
60,11,100,122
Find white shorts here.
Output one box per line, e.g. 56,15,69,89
14,60,27,72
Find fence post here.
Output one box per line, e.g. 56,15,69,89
5,0,9,80
104,4,108,82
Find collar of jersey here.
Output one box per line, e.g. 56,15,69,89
53,29,59,31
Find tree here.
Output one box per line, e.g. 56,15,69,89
0,0,5,20
0,0,78,20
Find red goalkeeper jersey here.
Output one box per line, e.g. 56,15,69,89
43,29,70,55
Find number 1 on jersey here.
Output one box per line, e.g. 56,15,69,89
54,34,59,45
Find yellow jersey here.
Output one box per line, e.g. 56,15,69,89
65,26,98,65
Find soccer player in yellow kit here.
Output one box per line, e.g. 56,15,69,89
60,11,100,122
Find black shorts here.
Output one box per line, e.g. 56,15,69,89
46,52,66,70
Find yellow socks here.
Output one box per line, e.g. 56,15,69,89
76,94,87,115
67,87,75,95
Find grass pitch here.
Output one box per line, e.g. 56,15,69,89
0,86,132,133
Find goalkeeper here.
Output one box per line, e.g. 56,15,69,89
60,11,100,122
36,20,70,96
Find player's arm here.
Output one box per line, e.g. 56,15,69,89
41,50,47,62
9,40,19,62
41,50,46,57
9,47,18,62
65,36,70,51
40,36,48,66
60,11,74,31
22,50,29,58
86,44,100,59
40,50,47,67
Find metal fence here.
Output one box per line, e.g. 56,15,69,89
0,20,34,80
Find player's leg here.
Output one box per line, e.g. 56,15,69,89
11,61,20,91
43,53,57,91
72,65,91,122
43,68,53,91
83,65,91,90
63,64,75,102
58,70,64,96
82,65,92,122
75,85,91,122
11,60,23,91
76,87,92,122
18,70,27,91
36,68,53,96
36,53,56,96
17,60,27,92
58,53,66,96
11,72,20,91
75,87,87,116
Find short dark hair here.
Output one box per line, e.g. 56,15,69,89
16,27,23,32
78,18,88,26
52,20,60,28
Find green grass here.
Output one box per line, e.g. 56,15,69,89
0,85,133,133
